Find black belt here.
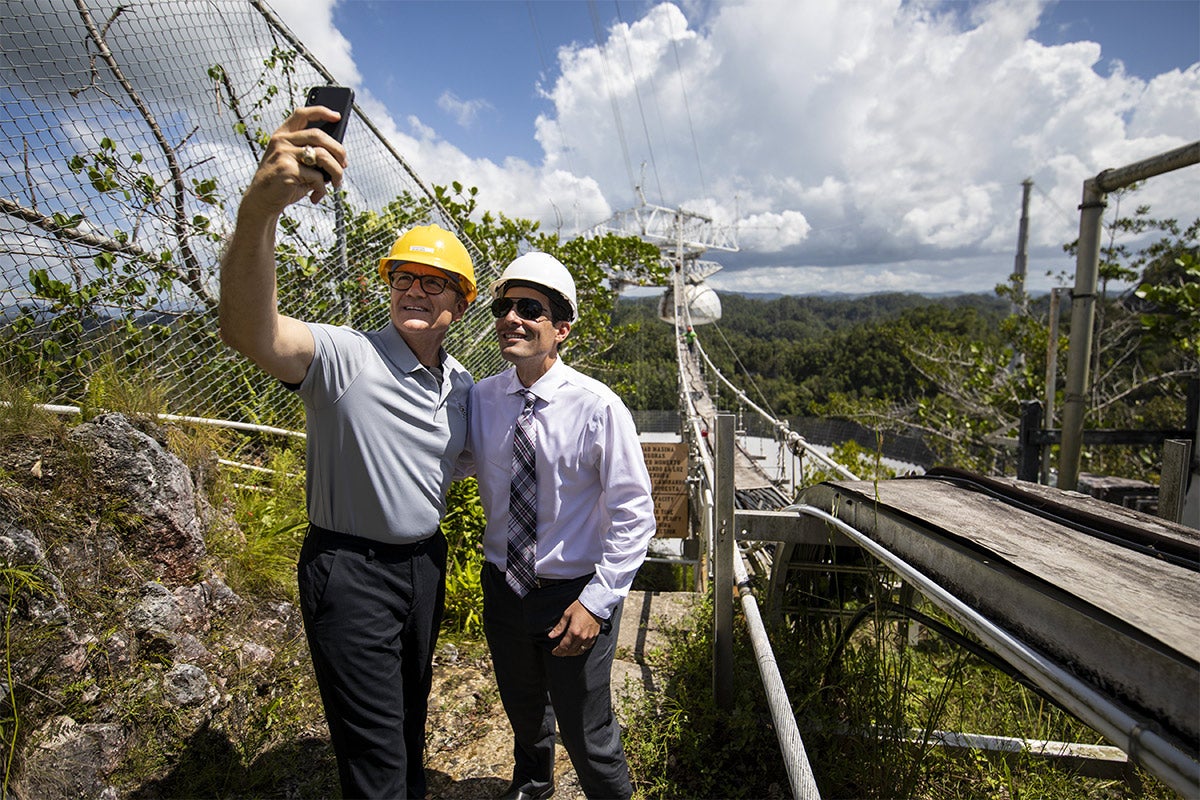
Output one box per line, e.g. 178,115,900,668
485,561,589,589
307,523,437,556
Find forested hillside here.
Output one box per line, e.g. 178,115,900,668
595,267,1194,483
600,291,1010,415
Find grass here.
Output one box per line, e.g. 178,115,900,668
1,564,45,799
212,444,309,603
0,372,63,444
81,353,168,422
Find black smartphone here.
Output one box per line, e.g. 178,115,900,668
303,85,354,181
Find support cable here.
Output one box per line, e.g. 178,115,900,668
526,1,580,180
614,1,665,204
665,10,707,197
691,336,858,480
587,0,637,197
710,319,776,418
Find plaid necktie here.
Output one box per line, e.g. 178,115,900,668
505,389,538,596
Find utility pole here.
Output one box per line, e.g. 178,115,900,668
1012,178,1032,314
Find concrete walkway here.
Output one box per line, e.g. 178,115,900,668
612,590,703,714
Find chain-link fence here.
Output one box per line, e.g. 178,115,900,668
1,0,507,433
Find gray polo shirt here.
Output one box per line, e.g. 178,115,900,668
294,321,472,544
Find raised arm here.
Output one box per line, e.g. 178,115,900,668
218,106,348,384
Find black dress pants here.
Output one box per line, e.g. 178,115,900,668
482,562,632,800
299,525,446,800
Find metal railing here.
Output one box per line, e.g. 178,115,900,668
689,407,1199,797
688,410,821,799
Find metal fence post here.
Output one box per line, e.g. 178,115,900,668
714,413,734,710
1060,141,1200,490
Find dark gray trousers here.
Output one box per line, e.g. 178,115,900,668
482,562,632,800
299,526,446,800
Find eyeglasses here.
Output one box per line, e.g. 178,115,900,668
489,296,549,321
388,269,454,295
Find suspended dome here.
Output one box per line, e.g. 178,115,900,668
657,282,722,326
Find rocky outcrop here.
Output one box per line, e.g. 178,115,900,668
0,413,306,798
0,412,694,799
65,413,207,582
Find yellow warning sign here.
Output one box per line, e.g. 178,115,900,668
642,441,689,538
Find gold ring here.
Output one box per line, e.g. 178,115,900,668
300,145,317,167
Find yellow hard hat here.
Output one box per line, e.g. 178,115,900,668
377,224,476,302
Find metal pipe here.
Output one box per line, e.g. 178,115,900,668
733,549,822,799
1058,141,1200,490
1092,141,1200,193
787,504,1200,796
24,402,306,438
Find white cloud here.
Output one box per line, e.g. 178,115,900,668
437,91,493,128
281,0,1198,295
267,0,360,87
547,1,1192,287
738,211,812,252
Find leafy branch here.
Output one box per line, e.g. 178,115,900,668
73,0,212,305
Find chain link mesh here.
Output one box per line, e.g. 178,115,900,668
1,0,506,432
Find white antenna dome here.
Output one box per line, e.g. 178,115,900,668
658,282,722,326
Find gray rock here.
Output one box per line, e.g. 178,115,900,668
67,413,205,582
16,716,128,799
127,581,182,634
162,663,211,707
0,523,69,624
238,640,275,667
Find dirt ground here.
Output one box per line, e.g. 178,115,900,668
422,591,700,800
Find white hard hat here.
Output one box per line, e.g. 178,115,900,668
491,252,578,321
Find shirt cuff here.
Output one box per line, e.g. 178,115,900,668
578,581,619,620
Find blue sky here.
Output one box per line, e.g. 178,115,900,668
272,0,1200,295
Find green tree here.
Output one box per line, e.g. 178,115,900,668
859,197,1198,478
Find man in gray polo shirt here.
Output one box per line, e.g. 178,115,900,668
219,104,475,800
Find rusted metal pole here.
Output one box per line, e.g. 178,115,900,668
1159,440,1192,524
1058,177,1106,491
1042,287,1065,484
1012,178,1032,312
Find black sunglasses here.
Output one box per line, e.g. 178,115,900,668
489,296,548,321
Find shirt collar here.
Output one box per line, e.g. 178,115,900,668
379,323,443,376
505,358,569,403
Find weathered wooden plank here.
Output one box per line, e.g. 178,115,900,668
826,477,1200,662
799,477,1200,753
